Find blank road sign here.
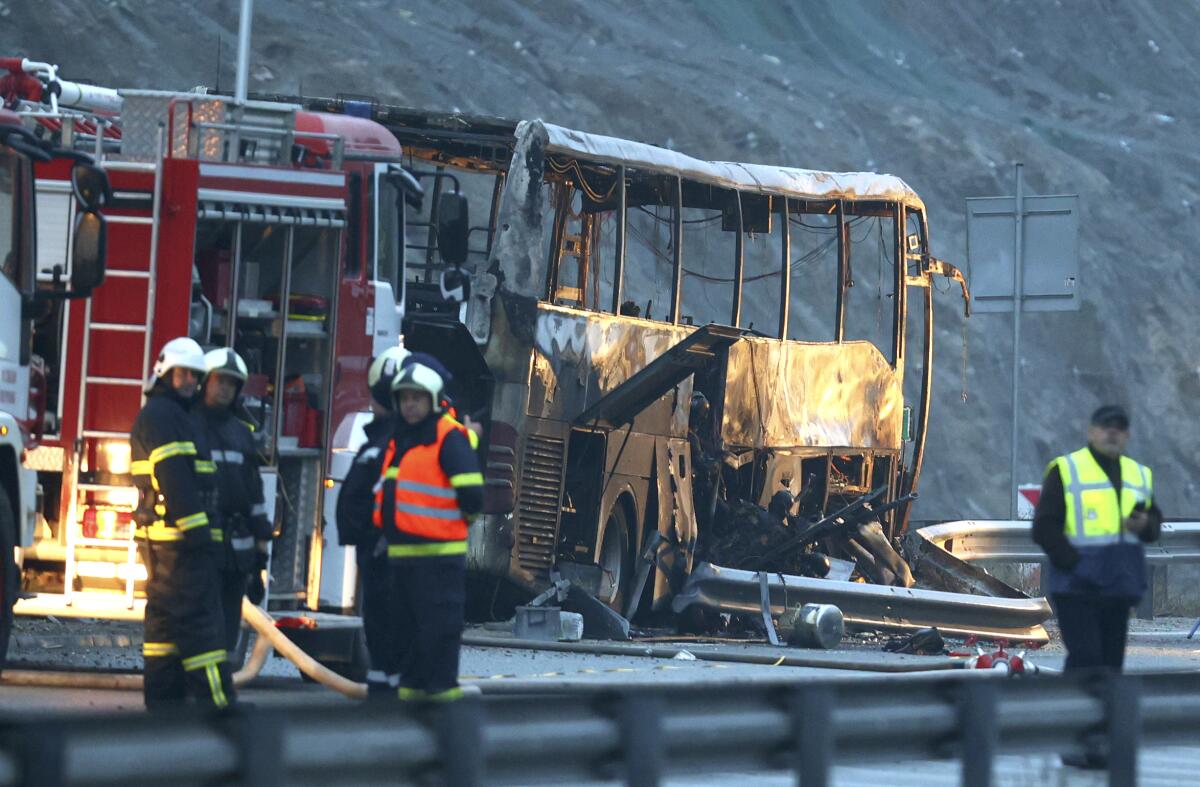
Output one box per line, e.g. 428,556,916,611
966,195,1080,312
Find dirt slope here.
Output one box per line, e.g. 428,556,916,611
5,0,1198,519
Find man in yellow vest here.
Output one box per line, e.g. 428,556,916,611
1032,404,1161,674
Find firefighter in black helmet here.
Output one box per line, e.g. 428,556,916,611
131,337,235,710
334,344,409,699
192,347,274,656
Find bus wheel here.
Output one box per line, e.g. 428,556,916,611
0,484,16,678
598,503,631,613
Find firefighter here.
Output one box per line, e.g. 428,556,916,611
131,337,235,710
192,347,274,656
335,344,409,699
402,351,481,442
375,361,483,701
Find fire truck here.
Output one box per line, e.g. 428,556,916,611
3,59,467,652
0,57,110,671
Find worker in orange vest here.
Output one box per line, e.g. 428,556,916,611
372,361,483,701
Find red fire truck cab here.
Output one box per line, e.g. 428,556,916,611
15,82,439,622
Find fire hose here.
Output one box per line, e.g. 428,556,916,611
1,600,368,699
236,600,366,698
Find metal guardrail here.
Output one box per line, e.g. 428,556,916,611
2,670,1196,786
673,562,1052,643
917,520,1200,565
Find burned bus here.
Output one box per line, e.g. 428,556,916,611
302,103,970,617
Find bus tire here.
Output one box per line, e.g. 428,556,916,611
0,484,16,679
597,501,633,613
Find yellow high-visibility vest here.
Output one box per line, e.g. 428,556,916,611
1049,447,1152,546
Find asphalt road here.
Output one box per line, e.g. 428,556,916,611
5,617,1200,785
6,616,1200,711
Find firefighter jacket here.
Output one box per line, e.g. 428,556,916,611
373,413,483,558
1033,445,1161,600
191,401,272,569
335,413,395,549
131,385,216,546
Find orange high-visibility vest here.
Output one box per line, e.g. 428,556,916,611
372,417,469,542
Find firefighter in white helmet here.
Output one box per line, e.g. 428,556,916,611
131,337,235,710
373,360,483,701
335,343,409,699
192,347,274,658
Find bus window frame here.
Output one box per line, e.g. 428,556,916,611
785,198,842,344
838,199,905,367
536,161,910,357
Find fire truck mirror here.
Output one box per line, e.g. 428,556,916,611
70,162,110,212
436,191,470,267
70,210,107,293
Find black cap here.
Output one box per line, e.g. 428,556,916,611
1090,404,1130,430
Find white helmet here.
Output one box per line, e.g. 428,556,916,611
204,347,249,383
390,361,444,413
149,337,207,389
368,345,411,410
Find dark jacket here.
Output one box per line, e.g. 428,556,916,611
192,401,272,567
379,413,483,546
1032,445,1162,600
131,384,215,548
335,414,396,549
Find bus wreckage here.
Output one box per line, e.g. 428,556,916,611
295,101,1048,644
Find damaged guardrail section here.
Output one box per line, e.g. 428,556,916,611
673,562,1053,643
3,671,1198,785
915,520,1200,564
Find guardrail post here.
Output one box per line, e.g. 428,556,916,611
957,681,998,787
789,684,835,787
434,696,485,786
1136,565,1164,620
221,705,285,786
1106,674,1140,787
2,719,66,787
618,692,663,787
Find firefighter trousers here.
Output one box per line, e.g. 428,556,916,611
219,568,249,655
140,540,236,710
389,553,465,701
358,539,403,699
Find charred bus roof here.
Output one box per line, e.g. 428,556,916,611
268,95,924,209
537,121,925,212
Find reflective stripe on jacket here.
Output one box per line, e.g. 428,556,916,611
1051,447,1153,547
373,417,473,542
130,389,214,542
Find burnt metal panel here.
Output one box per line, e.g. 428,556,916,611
722,339,903,450
514,433,566,582
529,306,696,435
575,323,745,430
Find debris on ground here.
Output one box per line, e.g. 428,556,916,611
882,627,946,656
778,604,845,649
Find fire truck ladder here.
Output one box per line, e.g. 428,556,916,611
64,130,165,610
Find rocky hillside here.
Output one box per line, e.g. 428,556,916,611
6,0,1198,519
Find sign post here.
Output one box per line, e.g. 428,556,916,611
966,165,1080,519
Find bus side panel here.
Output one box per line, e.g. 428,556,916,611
722,339,903,452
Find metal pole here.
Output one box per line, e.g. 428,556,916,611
234,0,254,104
731,192,744,327
1008,163,1024,519
611,166,627,314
